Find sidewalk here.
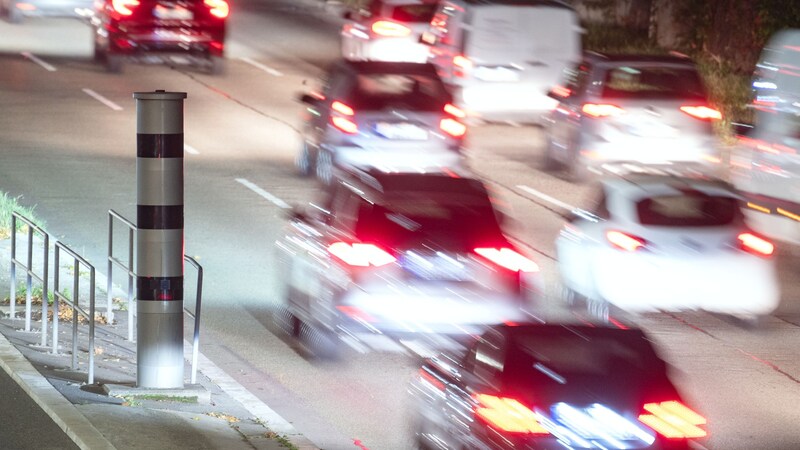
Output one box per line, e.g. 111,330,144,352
0,238,318,450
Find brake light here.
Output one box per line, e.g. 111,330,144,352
331,101,354,116
638,401,707,439
453,55,472,78
737,232,774,256
440,118,466,138
444,103,466,118
474,394,549,435
203,0,228,18
606,231,647,252
332,116,358,134
582,103,625,118
474,247,539,272
371,20,411,37
111,0,139,16
680,105,722,121
328,242,396,267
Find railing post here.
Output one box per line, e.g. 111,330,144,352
128,226,135,342
71,258,79,371
9,214,16,319
52,247,60,355
107,214,114,324
25,225,33,332
40,233,49,348
89,267,96,385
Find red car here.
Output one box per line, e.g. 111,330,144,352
90,0,228,73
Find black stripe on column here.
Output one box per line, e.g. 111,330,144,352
137,276,184,301
137,134,184,158
137,205,183,229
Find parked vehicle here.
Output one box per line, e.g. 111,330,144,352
273,169,542,357
544,53,723,182
555,174,780,324
1,0,92,23
410,323,707,450
296,60,467,185
89,0,228,73
420,0,581,123
341,0,437,63
729,28,800,245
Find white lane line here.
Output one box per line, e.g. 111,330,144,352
517,184,578,212
236,178,291,209
82,89,123,111
239,57,284,77
184,144,200,155
21,52,56,72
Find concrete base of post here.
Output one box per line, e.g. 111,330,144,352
136,300,184,389
103,383,210,404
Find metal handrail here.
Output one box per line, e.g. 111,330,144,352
9,213,49,347
52,241,96,385
183,255,203,385
107,209,136,340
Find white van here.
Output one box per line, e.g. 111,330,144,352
420,0,582,123
729,28,800,244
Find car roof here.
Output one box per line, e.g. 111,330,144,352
333,60,441,76
586,52,696,67
600,174,739,202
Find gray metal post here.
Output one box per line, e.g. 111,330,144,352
107,214,114,324
9,215,16,319
134,90,187,389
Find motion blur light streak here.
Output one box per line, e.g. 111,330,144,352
474,247,539,272
474,394,549,434
638,401,706,439
328,242,396,267
737,232,775,256
581,103,625,118
606,231,646,252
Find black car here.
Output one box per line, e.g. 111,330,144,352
410,323,707,450
296,60,468,185
90,0,228,73
273,168,542,358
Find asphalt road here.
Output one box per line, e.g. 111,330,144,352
1,1,800,449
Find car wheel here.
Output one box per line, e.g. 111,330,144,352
106,54,123,73
209,55,226,75
299,321,340,360
296,141,316,176
567,140,590,183
586,297,610,322
272,305,301,337
316,149,334,186
561,283,585,310
542,135,562,171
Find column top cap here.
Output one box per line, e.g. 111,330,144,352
133,91,188,100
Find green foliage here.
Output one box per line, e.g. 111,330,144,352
0,192,45,240
582,24,662,55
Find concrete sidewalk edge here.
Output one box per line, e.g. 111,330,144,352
0,330,116,450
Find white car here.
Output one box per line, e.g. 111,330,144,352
555,175,780,322
341,0,437,63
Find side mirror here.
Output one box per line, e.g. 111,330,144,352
732,122,754,138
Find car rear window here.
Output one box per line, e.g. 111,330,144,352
354,194,505,248
636,193,741,226
350,73,449,110
391,4,436,23
601,66,706,100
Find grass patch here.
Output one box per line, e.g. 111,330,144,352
0,192,45,240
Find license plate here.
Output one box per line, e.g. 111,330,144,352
474,66,520,82
153,4,194,20
373,122,428,140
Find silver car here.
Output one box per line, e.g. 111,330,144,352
2,0,92,22
544,53,723,182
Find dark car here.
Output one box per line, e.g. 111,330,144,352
296,60,468,185
410,323,707,450
89,0,228,73
273,169,542,357
544,53,722,182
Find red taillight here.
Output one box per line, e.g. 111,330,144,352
680,105,722,121
474,247,539,272
582,103,625,118
203,0,228,18
453,55,472,77
371,20,411,37
638,401,707,439
474,394,549,435
418,368,445,391
332,100,355,116
737,232,774,256
111,0,139,15
606,231,647,252
440,118,466,138
444,103,466,118
328,242,396,267
332,116,358,134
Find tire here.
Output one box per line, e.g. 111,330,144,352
586,297,610,323
315,149,334,186
209,55,226,75
561,283,585,310
296,141,315,176
106,54,123,73
299,321,340,361
272,305,301,337
542,136,562,171
567,140,590,184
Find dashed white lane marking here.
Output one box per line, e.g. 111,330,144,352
239,57,284,77
184,144,200,155
82,89,123,111
236,178,291,209
21,52,56,72
517,184,577,212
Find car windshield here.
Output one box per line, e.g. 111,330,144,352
349,73,449,110
354,193,505,248
391,4,436,23
636,192,741,226
601,66,707,100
